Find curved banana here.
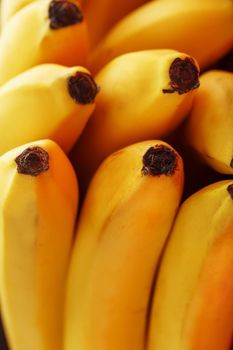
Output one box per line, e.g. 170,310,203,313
0,139,79,350
148,180,233,350
1,0,84,27
83,0,147,48
90,0,233,73
0,64,99,155
65,140,184,350
185,70,233,174
72,49,199,190
0,0,89,85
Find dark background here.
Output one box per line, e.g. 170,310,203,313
0,319,8,350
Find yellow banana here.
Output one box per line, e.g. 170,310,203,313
1,0,84,27
65,140,184,350
185,70,233,174
0,139,78,350
1,0,37,27
0,64,99,155
0,0,89,85
148,180,233,350
90,0,233,73
72,49,199,190
83,0,148,48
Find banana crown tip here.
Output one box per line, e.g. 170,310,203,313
49,0,83,30
142,145,178,177
15,147,49,177
68,72,100,104
163,57,200,95
227,184,233,199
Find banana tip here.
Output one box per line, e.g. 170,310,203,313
49,0,84,30
163,57,200,95
67,72,100,104
15,147,49,177
142,145,177,177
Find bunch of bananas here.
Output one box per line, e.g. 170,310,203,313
0,0,232,349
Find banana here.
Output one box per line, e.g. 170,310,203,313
1,0,84,27
148,180,233,350
72,49,199,191
0,139,78,350
1,0,37,27
83,0,147,48
184,70,233,175
0,0,89,85
0,63,99,155
90,0,233,73
65,140,184,350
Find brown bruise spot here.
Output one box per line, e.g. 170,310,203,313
141,145,177,176
227,184,233,199
15,147,49,176
68,72,100,104
163,57,200,95
49,0,83,30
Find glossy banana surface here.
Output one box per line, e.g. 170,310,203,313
90,0,233,73
148,180,233,350
73,49,199,189
65,140,184,350
0,64,99,155
185,70,233,174
0,139,79,350
0,0,89,85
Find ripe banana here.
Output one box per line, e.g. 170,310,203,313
0,64,99,155
65,140,184,350
185,70,233,175
90,0,233,73
1,0,84,27
83,0,147,48
0,139,79,350
72,49,199,190
148,180,233,350
1,0,36,27
0,0,89,85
